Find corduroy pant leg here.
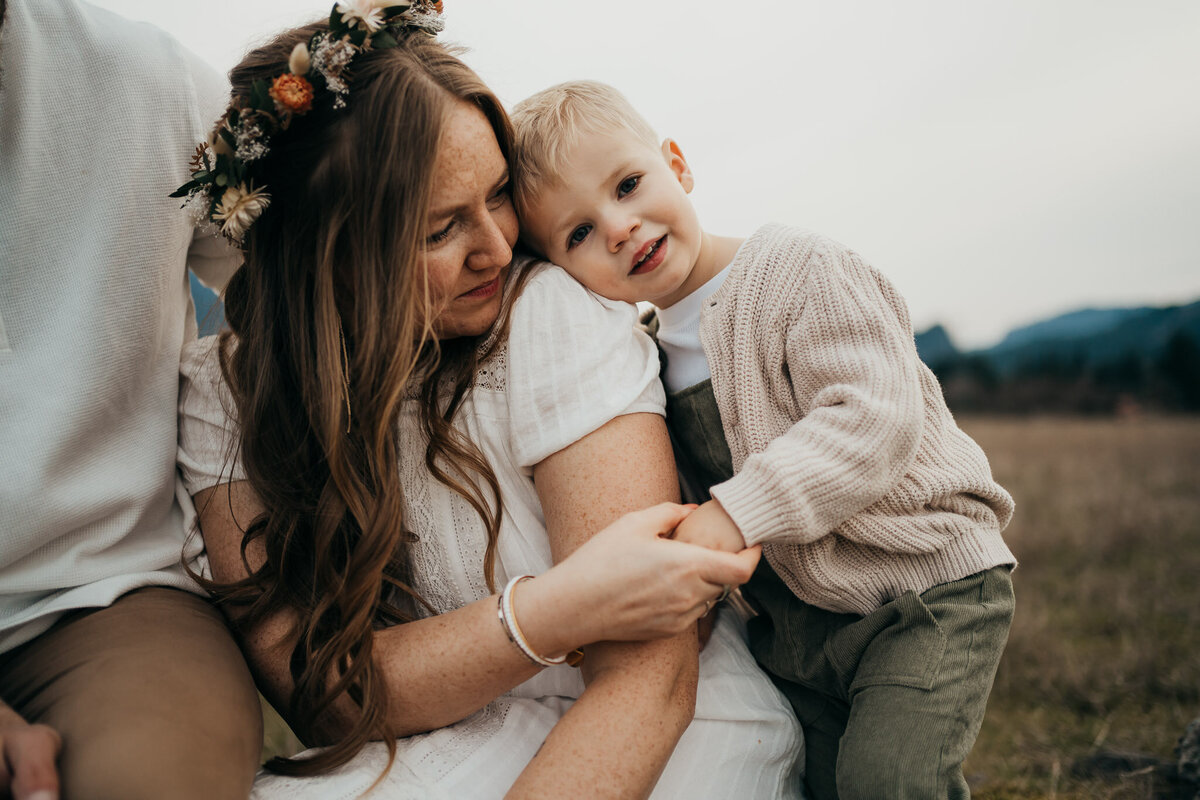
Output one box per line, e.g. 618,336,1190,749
0,587,263,800
748,562,1014,800
831,567,1015,800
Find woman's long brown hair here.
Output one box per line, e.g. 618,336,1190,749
201,22,528,776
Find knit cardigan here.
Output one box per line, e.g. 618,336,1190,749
704,225,1015,615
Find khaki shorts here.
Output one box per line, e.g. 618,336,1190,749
0,587,262,800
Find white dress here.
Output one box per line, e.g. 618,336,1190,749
178,263,803,799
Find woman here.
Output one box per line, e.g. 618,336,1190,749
177,4,802,796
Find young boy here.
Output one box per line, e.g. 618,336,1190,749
510,80,1017,799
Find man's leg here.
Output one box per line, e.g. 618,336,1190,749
0,587,262,800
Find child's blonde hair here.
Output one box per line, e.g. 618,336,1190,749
510,80,659,219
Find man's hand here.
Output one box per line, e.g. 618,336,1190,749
1,705,61,800
671,499,747,554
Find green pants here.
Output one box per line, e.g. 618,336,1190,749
662,373,1015,797
745,562,1015,800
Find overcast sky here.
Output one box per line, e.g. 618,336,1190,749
91,0,1200,348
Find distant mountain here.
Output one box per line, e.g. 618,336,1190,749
915,298,1200,412
914,324,959,366
994,308,1150,350
980,301,1200,378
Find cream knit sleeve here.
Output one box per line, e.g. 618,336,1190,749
711,244,925,546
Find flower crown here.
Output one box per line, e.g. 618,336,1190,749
172,1,446,244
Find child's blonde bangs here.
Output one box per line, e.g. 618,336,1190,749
511,80,659,218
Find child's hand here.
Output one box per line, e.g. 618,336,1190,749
671,499,747,554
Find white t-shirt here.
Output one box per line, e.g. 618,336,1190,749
0,0,239,652
654,263,732,393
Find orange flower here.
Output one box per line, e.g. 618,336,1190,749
433,2,444,12
270,73,315,115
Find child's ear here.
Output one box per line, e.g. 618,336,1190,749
661,138,695,193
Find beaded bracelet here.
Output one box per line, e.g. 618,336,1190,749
497,575,583,668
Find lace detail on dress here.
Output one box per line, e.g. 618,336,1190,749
396,410,494,616
412,699,512,782
472,339,507,392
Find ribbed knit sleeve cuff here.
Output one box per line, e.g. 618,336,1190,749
710,462,819,547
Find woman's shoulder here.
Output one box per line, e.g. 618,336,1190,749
511,258,627,317
506,259,642,359
500,258,665,468
178,334,245,494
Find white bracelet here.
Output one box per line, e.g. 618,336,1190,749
498,574,569,667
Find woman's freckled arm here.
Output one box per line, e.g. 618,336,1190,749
506,411,697,798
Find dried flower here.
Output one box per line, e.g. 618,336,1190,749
210,130,233,157
173,1,449,241
289,42,311,76
188,142,211,173
181,189,218,234
402,8,445,34
235,120,269,163
337,0,386,32
214,183,270,243
311,34,356,80
271,73,315,115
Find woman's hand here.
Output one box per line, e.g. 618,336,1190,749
0,704,61,800
516,503,760,660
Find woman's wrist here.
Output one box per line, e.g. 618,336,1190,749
508,567,589,660
499,576,582,667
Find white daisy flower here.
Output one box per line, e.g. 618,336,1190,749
336,0,386,32
214,183,270,243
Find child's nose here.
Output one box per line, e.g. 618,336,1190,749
607,216,639,253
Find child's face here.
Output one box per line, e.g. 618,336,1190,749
523,130,703,308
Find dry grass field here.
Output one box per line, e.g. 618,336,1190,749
961,416,1200,799
261,416,1200,797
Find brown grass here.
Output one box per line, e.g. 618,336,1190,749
261,416,1200,797
962,415,1200,799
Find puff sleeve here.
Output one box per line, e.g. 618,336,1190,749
506,264,665,468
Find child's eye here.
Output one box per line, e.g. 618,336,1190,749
566,224,592,250
426,220,455,245
618,175,640,197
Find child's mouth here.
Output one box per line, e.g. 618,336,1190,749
630,235,667,275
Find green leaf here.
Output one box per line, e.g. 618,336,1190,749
190,170,212,182
372,31,398,49
382,4,413,15
169,181,198,198
216,173,228,187
250,79,273,113
219,127,237,150
348,28,367,47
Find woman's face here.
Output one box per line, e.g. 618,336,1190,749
422,102,518,340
